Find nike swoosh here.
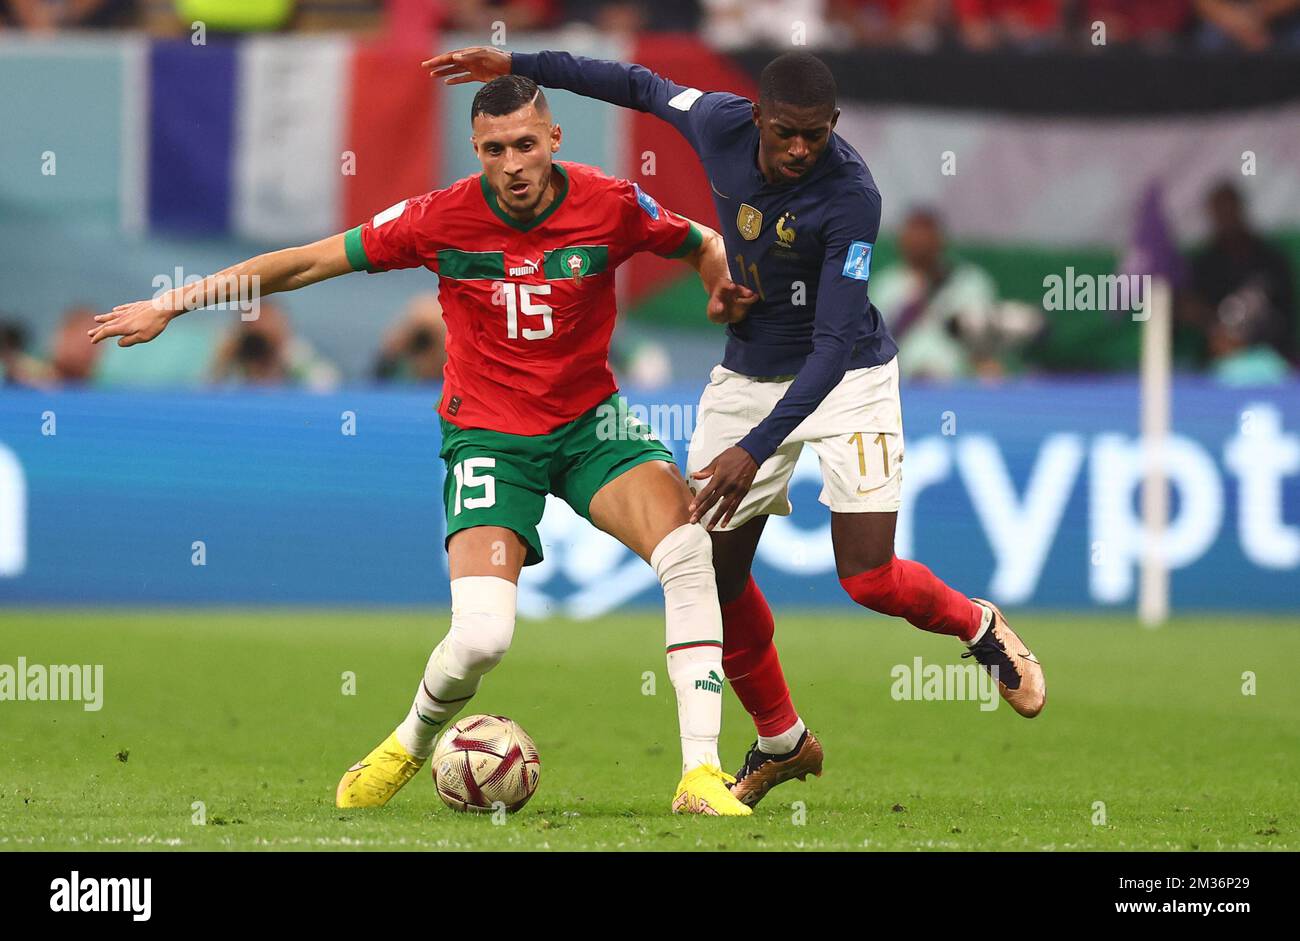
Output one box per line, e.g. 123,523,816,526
347,762,368,772
709,179,730,200
1019,652,1039,663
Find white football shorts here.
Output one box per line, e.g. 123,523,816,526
686,356,904,531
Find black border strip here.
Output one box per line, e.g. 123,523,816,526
729,48,1300,116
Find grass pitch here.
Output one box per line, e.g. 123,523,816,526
1,609,1296,851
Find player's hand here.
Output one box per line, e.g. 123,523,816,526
690,446,760,531
707,280,758,324
422,47,512,86
87,300,175,348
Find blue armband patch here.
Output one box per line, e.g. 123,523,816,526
842,241,873,281
634,183,660,220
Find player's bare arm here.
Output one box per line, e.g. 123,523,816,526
87,233,353,348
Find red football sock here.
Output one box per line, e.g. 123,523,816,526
721,576,799,737
840,554,981,642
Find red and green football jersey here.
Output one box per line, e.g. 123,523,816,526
344,161,702,435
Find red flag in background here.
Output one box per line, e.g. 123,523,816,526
342,32,442,228
625,35,757,306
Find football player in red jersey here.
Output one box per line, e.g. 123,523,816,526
89,76,759,816
428,46,1048,810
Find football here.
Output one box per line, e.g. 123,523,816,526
431,715,541,813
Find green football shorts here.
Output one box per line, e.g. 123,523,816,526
440,393,675,566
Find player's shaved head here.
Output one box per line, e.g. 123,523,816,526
759,52,836,113
471,75,551,126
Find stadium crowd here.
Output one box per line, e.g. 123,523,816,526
1,1,1296,389
3,1,1300,52
1,181,1294,389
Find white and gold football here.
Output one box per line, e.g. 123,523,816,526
431,715,541,813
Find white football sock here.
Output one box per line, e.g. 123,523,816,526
758,717,806,756
966,601,993,647
654,523,725,774
394,576,516,759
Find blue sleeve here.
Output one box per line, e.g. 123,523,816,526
736,189,882,465
511,50,742,155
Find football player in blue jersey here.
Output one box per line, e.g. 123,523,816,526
426,46,1047,808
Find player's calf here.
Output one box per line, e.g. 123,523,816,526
337,576,517,808
394,576,516,758
721,574,801,739
654,523,727,773
839,554,983,641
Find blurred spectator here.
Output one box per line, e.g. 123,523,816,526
3,306,158,389
438,0,559,32
826,0,947,50
871,208,1007,380
1206,297,1292,384
210,302,340,390
1180,181,1298,373
701,0,831,50
1082,0,1193,48
0,317,54,388
954,0,1063,50
1194,0,1300,50
373,293,447,384
0,0,135,29
50,306,105,385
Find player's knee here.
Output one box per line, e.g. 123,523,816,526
446,576,517,675
650,523,714,591
839,555,905,614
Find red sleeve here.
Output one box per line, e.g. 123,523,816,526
615,179,703,260
344,191,440,273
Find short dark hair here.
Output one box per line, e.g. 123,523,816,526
471,75,549,126
759,52,836,111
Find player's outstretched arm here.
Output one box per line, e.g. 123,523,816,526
424,47,731,152
88,233,353,348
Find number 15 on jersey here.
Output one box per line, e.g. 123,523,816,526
493,281,553,340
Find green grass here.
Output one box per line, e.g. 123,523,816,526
1,609,1296,851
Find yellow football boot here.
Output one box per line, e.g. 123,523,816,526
671,764,753,816
335,731,426,808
